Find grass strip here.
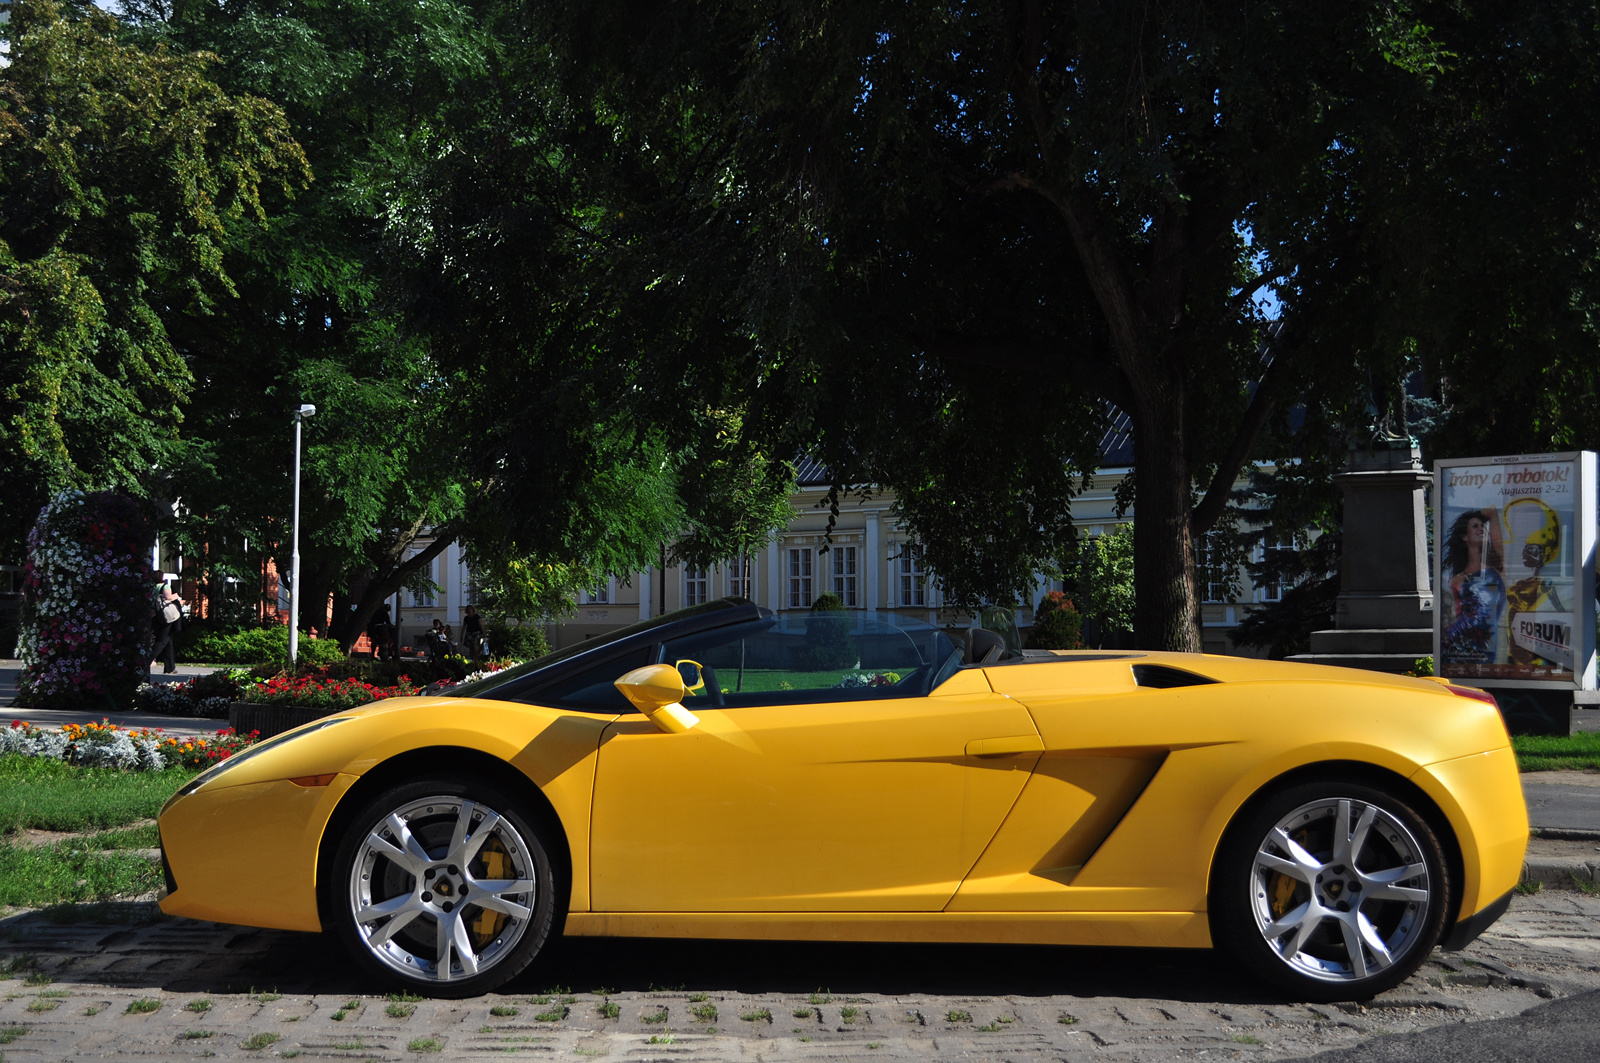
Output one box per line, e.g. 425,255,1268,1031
0,755,198,833
0,840,163,907
1515,733,1600,772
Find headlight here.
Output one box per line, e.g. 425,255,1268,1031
162,716,354,811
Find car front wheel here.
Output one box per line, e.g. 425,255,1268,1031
330,777,558,997
1212,781,1451,1001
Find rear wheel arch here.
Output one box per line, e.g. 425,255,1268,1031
315,746,573,931
1209,760,1464,931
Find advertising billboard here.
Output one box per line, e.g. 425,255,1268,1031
1434,452,1597,689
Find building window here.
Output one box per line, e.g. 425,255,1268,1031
728,554,753,600
410,555,436,608
896,545,926,607
1255,533,1295,603
831,545,858,606
1198,533,1232,603
684,566,709,607
584,581,610,605
787,548,813,608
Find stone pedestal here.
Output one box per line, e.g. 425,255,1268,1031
1291,448,1435,674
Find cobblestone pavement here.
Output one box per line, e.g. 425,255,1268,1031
0,892,1596,1061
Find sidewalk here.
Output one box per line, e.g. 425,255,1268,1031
0,660,225,736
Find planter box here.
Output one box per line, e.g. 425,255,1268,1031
228,701,334,740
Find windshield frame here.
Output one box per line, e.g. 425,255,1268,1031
443,597,765,701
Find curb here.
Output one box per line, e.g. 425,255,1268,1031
1521,856,1600,893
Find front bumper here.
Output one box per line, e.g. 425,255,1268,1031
157,773,358,932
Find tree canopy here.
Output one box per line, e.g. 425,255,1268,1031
506,0,1600,648
0,0,307,552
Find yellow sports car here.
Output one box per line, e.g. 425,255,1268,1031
157,598,1526,1001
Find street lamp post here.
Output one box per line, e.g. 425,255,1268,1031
289,404,317,666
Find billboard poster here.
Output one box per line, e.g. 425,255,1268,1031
1434,452,1597,688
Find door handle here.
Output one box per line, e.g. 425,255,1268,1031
964,734,1045,757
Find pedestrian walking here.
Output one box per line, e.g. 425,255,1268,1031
150,579,183,675
461,605,485,659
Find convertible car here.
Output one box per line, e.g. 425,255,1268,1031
157,598,1526,1001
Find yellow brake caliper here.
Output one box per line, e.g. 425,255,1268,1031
474,838,510,943
1270,830,1310,918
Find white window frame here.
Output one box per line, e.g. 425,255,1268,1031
831,545,858,606
1254,533,1295,603
895,544,926,608
1198,532,1231,603
787,547,813,609
582,578,614,606
727,553,753,600
411,554,437,608
684,565,710,608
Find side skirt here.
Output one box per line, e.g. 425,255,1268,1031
563,911,1211,949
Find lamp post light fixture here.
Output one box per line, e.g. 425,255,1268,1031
289,403,316,666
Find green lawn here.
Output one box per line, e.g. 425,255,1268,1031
1514,732,1600,772
0,754,200,909
0,754,197,833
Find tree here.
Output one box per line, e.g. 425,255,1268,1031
529,0,1600,650
0,0,308,556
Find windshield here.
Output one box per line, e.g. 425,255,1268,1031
442,598,747,699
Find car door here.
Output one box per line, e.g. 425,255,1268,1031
587,615,1042,912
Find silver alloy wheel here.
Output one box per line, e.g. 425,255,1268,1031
1249,797,1432,984
348,796,537,982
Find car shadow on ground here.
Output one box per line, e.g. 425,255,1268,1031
0,902,1287,1005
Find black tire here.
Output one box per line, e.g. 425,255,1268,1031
329,775,560,998
1210,780,1451,1002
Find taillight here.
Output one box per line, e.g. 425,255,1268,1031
1446,685,1500,710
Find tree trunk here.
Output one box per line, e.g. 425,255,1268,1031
330,532,457,652
1130,391,1202,653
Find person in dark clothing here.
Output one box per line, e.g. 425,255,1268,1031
150,581,183,675
368,602,395,661
461,605,485,658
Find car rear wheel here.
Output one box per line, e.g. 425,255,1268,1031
1212,781,1451,1001
330,777,558,997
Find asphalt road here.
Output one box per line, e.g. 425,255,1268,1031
1286,988,1600,1062
1522,771,1600,834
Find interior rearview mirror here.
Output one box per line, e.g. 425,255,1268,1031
613,664,700,733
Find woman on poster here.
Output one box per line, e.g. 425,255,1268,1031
1443,507,1506,664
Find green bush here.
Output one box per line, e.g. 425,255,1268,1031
484,618,550,661
799,593,857,669
1027,592,1085,650
180,624,345,666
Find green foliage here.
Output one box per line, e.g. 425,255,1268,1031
483,619,550,662
799,593,856,670
1405,656,1435,678
179,624,343,667
1027,593,1085,651
16,492,156,711
1076,525,1136,643
0,0,308,556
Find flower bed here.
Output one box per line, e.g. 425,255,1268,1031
133,669,247,718
1,720,258,772
240,668,421,712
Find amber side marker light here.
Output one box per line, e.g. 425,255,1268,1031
1446,686,1500,711
289,774,337,787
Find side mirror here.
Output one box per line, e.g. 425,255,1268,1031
675,659,707,695
613,664,700,734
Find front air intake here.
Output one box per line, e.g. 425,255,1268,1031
1132,664,1219,689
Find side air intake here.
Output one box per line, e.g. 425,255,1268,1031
1132,664,1219,689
